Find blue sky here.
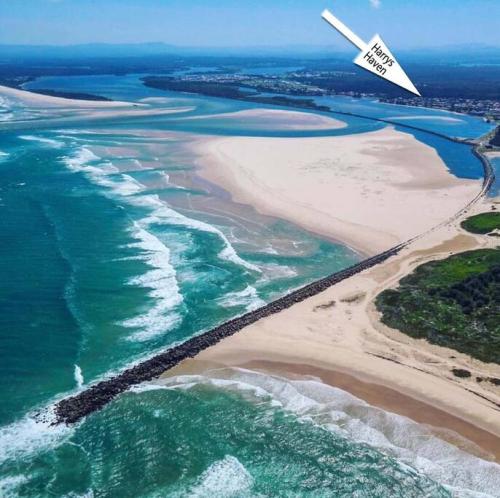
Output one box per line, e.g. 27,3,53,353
1,0,499,49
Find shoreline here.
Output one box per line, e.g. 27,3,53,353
0,84,196,126
0,84,133,108
168,197,500,460
47,103,498,463
194,126,481,255
165,358,500,461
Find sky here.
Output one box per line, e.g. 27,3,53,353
1,0,499,50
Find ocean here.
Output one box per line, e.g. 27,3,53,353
0,75,498,497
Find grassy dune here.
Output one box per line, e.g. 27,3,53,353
461,212,500,234
376,249,500,363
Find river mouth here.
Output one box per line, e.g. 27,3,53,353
0,76,498,497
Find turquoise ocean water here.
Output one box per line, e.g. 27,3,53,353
0,75,499,497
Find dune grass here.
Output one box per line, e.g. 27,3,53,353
376,249,500,364
461,212,500,234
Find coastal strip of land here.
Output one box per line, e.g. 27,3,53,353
51,122,492,425
30,94,495,460
0,84,133,108
179,108,347,130
194,126,481,255
169,209,500,460
0,85,195,126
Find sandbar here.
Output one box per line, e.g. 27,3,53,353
195,127,481,255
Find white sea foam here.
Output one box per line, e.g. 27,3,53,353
62,148,146,198
62,147,257,274
0,97,13,122
122,223,183,341
61,147,185,341
0,412,71,466
159,368,500,498
0,151,9,161
130,194,260,273
97,173,144,197
19,135,64,148
159,171,170,183
188,455,256,498
63,147,101,172
216,285,265,312
259,262,298,280
0,475,29,497
74,365,84,389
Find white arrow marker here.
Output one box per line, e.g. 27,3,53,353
321,9,421,96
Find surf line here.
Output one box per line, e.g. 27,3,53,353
49,243,406,425
46,146,494,426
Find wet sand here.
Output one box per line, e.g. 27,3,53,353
195,126,481,255
166,199,500,461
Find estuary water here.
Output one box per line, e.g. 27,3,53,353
0,75,498,497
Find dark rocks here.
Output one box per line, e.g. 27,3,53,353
51,146,495,426
452,368,472,378
476,376,500,386
52,244,404,425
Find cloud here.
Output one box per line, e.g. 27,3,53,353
369,0,381,8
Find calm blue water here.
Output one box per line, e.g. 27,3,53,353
490,156,500,197
312,95,494,140
1,75,498,497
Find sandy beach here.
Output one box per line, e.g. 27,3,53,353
195,126,481,255
0,84,133,108
166,198,500,459
182,108,347,130
486,150,500,160
0,85,194,122
162,120,500,459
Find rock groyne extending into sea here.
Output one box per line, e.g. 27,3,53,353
49,135,495,426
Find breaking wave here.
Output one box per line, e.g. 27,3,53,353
122,223,183,341
131,194,260,273
74,365,84,389
0,412,71,470
158,368,500,497
19,135,64,148
216,285,265,312
186,456,256,498
61,147,259,274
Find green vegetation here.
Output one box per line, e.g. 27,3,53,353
376,249,500,364
490,125,500,147
461,212,500,234
31,89,112,101
142,77,330,112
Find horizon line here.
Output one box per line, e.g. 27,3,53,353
0,41,499,52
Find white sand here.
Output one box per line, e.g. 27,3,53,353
0,84,132,108
182,108,346,130
170,199,500,458
195,126,481,255
182,120,500,457
0,85,195,122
